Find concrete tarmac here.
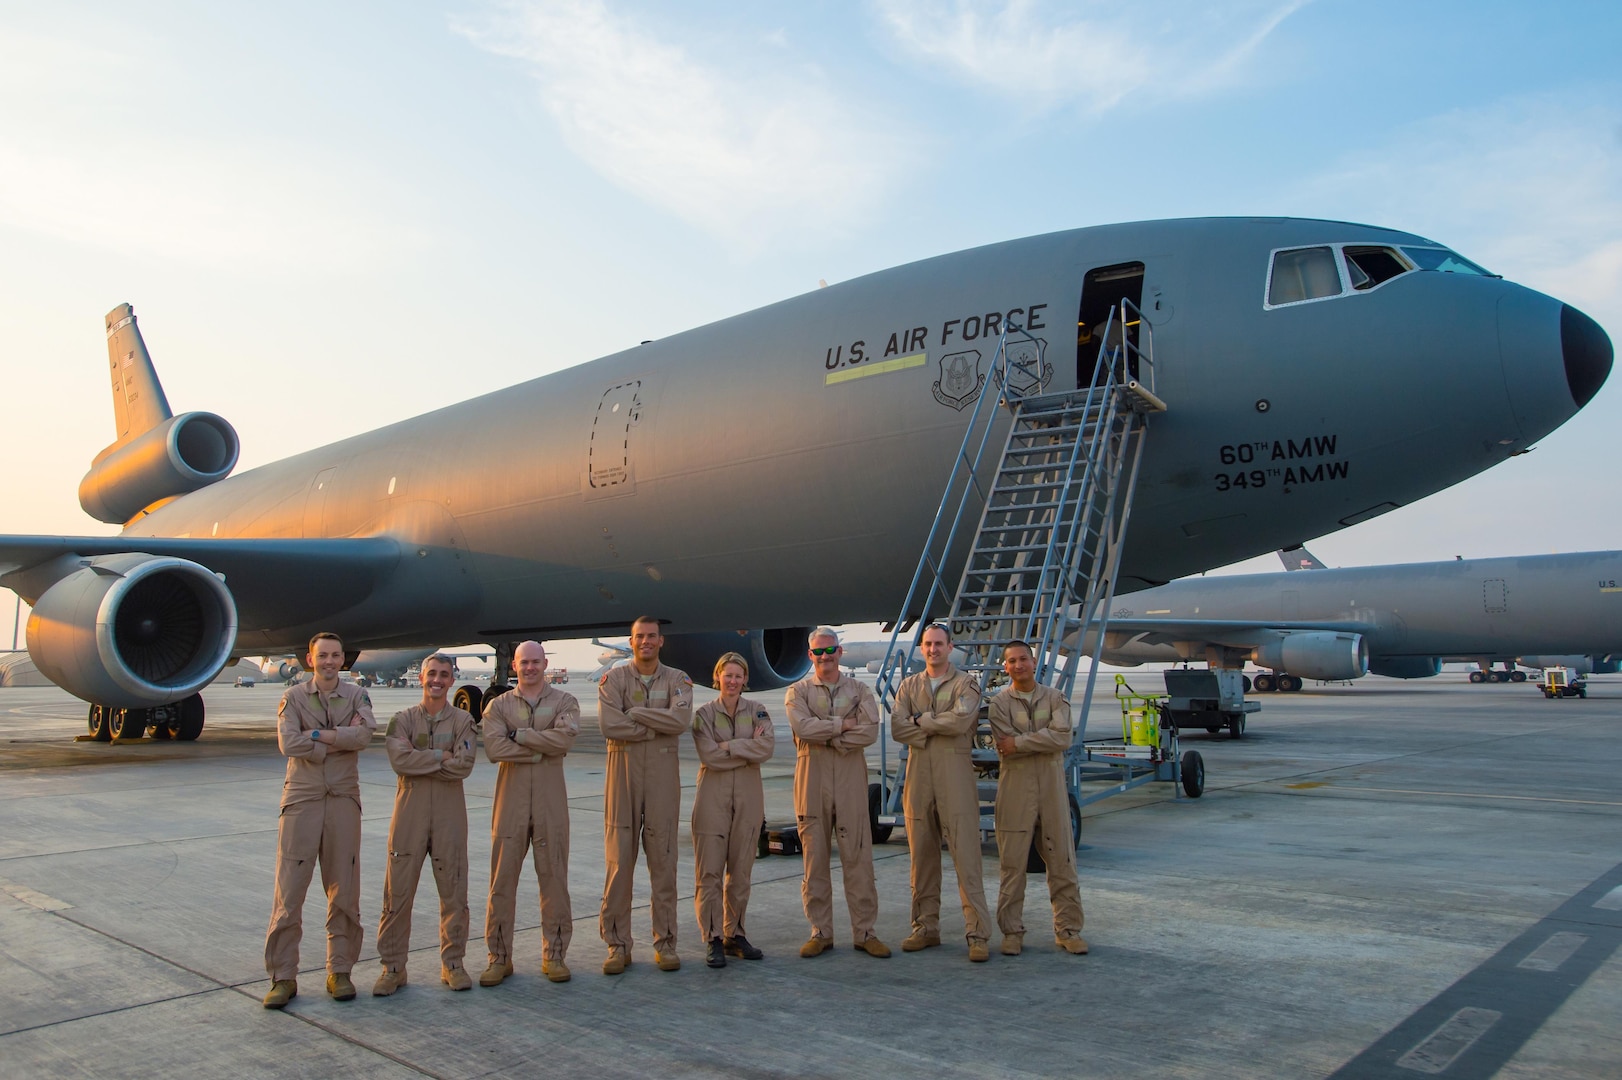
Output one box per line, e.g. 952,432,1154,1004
0,675,1619,1078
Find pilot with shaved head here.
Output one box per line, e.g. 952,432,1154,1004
988,640,1086,957
892,623,993,962
598,617,693,974
783,627,889,959
373,654,478,996
262,631,377,1009
480,640,580,985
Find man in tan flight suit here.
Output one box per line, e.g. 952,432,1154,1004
690,651,775,968
783,627,890,959
892,623,993,962
373,654,478,996
988,640,1087,956
598,616,693,974
481,640,580,985
263,632,377,1008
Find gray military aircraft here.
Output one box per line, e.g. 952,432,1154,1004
1,218,1611,739
1100,549,1622,690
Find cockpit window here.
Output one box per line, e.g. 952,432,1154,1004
1400,246,1495,277
1343,246,1411,290
1268,247,1340,306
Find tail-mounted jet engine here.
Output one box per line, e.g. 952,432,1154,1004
1251,631,1368,682
655,628,814,691
26,553,238,708
78,411,240,524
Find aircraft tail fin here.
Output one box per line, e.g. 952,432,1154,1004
1279,545,1328,571
97,303,173,460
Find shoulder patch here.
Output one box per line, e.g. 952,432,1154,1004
360,690,372,707
756,709,770,720
599,672,610,687
277,698,287,718
679,673,692,685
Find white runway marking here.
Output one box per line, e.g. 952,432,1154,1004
0,877,73,912
1593,884,1622,911
1395,1007,1501,1074
1516,931,1587,972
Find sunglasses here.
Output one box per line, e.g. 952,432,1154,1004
809,646,841,656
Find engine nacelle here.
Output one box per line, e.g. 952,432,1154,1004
79,411,240,524
655,628,813,691
26,553,239,707
1251,631,1368,681
1368,655,1443,679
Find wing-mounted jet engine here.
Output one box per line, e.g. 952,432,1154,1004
78,304,240,525
638,627,813,691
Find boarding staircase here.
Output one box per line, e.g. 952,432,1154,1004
872,299,1166,835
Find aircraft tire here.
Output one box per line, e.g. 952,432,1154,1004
868,783,894,843
1469,671,1485,683
1279,675,1303,692
1487,671,1502,683
1180,751,1205,798
109,707,148,740
172,695,205,741
87,704,113,742
1511,671,1527,683
453,684,485,719
1253,674,1275,693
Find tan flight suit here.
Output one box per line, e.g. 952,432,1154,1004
482,685,580,966
783,673,881,944
376,703,478,973
988,684,1084,937
690,696,775,942
892,667,992,944
598,663,693,954
265,681,377,981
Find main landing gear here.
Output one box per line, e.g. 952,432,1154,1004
1250,672,1303,693
86,694,206,741
1469,665,1526,684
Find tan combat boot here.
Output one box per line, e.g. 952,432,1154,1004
479,960,513,987
326,972,356,1001
655,950,682,972
799,936,830,958
441,965,472,991
542,958,572,983
1056,934,1090,955
262,980,297,1009
602,947,629,975
371,968,407,996
856,937,892,958
901,930,940,952
1001,934,1024,956
968,940,990,963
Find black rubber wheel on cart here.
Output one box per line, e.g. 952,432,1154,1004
868,783,893,843
758,824,770,859
1181,750,1205,798
1241,674,1252,693
1068,793,1081,847
1227,715,1245,739
1205,726,1220,734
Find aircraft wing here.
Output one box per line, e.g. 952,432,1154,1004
0,535,403,628
1104,617,1370,649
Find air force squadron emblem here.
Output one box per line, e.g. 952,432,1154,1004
933,350,983,410
1000,337,1052,397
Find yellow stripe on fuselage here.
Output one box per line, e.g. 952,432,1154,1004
825,352,927,386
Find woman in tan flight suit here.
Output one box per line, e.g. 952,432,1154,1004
690,652,776,968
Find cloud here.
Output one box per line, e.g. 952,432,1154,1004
457,1,906,249
0,28,427,271
1287,93,1622,328
871,0,1308,113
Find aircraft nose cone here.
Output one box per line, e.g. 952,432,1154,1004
1561,304,1613,408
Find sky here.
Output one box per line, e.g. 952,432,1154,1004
2,1,1621,664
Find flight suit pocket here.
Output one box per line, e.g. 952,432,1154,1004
531,836,554,881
